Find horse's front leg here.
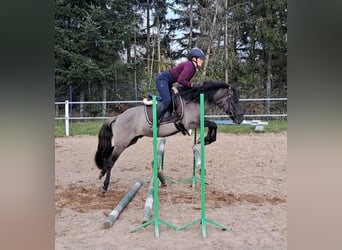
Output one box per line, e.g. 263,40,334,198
204,120,217,145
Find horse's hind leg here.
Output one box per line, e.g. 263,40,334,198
100,136,142,194
101,146,125,194
102,167,112,194
99,169,106,179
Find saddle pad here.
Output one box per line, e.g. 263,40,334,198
144,94,184,125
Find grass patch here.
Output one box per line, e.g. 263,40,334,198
55,119,287,137
55,120,104,137
218,119,287,134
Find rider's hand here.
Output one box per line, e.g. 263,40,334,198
172,86,179,94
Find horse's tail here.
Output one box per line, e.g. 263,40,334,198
94,117,117,170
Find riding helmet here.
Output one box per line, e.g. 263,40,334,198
187,48,206,60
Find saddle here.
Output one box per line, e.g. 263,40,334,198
143,90,189,135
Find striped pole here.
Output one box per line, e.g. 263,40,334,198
142,175,154,223
143,137,167,224
103,179,143,229
193,144,201,171
157,138,167,187
157,138,166,171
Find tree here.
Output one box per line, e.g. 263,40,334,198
55,0,141,114
55,0,287,117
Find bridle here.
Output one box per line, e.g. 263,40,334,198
226,85,239,118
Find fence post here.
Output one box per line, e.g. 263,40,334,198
65,100,69,136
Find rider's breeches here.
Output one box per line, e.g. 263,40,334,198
156,71,175,113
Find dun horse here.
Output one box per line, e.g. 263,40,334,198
95,81,244,193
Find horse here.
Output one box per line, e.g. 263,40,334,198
94,80,244,193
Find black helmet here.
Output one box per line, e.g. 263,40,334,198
187,48,205,60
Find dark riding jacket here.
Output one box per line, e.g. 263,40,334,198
169,61,196,88
155,60,196,122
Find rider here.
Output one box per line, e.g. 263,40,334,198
154,47,205,128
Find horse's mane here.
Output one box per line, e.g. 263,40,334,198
178,80,230,104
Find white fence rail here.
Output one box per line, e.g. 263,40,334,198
55,98,287,136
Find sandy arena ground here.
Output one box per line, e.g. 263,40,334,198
55,132,287,249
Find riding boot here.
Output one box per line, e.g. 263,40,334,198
150,102,167,134
156,102,167,127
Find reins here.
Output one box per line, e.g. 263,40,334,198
180,83,231,104
178,87,199,104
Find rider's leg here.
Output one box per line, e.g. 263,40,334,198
156,73,172,127
156,102,167,126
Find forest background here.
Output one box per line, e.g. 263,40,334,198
55,0,287,117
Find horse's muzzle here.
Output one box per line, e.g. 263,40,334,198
233,112,244,124
230,104,244,124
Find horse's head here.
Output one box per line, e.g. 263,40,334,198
180,81,244,124
225,84,244,124
212,83,243,124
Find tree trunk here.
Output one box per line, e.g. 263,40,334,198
102,85,107,117
126,43,131,63
157,16,161,73
266,52,272,115
134,28,138,101
146,0,151,85
79,85,86,117
224,0,229,83
203,2,219,76
189,1,193,48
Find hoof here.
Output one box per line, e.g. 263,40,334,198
99,187,107,196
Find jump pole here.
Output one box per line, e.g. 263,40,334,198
129,138,169,232
129,95,179,236
190,128,202,187
142,174,154,223
178,93,231,238
156,138,167,186
103,179,143,229
157,137,179,185
140,136,167,225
